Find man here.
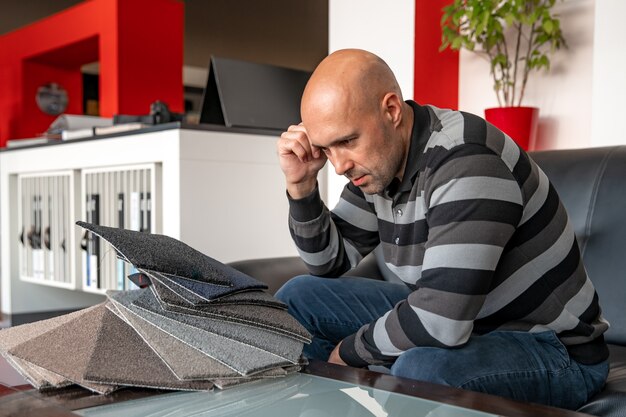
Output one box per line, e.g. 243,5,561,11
275,49,609,409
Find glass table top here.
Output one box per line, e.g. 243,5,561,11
75,373,497,417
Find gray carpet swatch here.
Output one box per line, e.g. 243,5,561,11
153,290,311,342
131,289,303,363
83,308,214,391
106,301,241,380
109,291,293,376
109,301,291,383
8,304,118,394
77,222,267,296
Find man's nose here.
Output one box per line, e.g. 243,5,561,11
331,151,353,176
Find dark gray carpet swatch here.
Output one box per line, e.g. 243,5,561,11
83,308,214,391
109,291,293,376
153,290,311,342
131,289,303,363
77,222,267,296
147,269,286,309
147,272,280,309
153,272,263,302
8,304,118,394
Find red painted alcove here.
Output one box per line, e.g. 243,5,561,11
0,0,184,147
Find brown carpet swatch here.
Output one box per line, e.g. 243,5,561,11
106,302,241,380
82,308,214,391
109,291,292,376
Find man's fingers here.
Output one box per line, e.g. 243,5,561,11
278,135,310,163
280,129,314,162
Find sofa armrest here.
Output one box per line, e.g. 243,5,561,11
228,257,308,295
228,251,384,295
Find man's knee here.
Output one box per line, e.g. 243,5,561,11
390,347,463,387
275,275,320,306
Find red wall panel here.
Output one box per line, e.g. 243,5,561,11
0,0,184,146
414,0,459,110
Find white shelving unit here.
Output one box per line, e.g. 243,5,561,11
17,171,76,290
80,163,160,294
0,126,306,318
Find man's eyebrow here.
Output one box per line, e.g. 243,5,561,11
313,134,357,148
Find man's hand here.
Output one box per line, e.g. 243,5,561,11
277,124,327,199
328,341,347,366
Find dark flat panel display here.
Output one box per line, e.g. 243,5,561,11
200,56,311,131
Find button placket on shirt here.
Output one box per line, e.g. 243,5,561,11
393,207,402,245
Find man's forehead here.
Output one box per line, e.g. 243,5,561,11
306,121,357,147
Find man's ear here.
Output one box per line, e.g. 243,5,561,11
382,93,403,127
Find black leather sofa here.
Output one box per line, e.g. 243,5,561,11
229,145,626,416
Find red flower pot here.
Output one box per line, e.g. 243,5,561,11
484,106,539,151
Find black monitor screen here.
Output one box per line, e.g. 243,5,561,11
199,56,312,131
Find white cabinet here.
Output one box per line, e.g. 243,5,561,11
0,126,300,317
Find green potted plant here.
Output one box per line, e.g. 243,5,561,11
440,0,566,149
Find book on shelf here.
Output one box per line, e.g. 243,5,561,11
48,114,113,134
6,137,60,148
61,128,96,140
93,123,151,136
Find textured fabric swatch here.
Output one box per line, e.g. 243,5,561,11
2,354,49,389
77,222,267,295
83,308,214,391
152,271,264,303
110,291,292,376
8,304,117,394
149,272,286,309
132,290,303,363
108,302,290,383
153,290,311,342
212,364,301,390
3,354,71,390
106,301,241,380
0,304,100,353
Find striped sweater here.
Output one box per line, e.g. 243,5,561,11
288,101,609,367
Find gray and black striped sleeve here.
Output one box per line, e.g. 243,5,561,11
340,145,524,366
288,182,380,277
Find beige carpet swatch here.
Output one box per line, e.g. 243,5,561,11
8,304,118,394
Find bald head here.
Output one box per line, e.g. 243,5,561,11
301,49,403,122
296,49,414,195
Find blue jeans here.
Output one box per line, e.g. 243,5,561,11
276,275,609,410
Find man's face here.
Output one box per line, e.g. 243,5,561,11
305,105,405,195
